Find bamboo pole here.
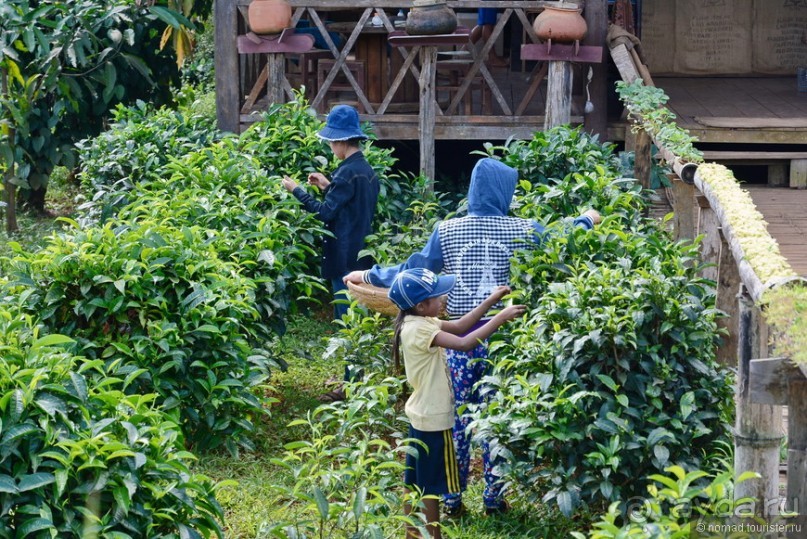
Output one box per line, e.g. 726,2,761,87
691,170,767,303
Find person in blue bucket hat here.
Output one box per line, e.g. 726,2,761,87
388,267,524,538
282,105,380,387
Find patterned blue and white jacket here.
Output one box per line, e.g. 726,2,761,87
363,157,594,317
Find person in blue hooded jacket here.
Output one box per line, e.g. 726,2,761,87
344,157,600,517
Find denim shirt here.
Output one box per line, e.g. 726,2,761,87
292,151,379,279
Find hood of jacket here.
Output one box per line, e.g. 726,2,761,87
467,158,518,217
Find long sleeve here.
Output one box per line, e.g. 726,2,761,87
292,176,355,223
364,227,444,287
530,214,594,245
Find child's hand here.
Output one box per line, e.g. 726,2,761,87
500,304,526,321
307,172,330,191
489,285,512,303
281,176,298,192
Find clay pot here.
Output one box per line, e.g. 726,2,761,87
533,4,588,43
248,0,292,35
405,0,457,36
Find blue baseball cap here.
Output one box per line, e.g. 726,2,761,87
318,105,368,141
388,268,456,311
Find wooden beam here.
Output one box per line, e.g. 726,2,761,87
277,0,567,8
749,357,797,405
702,151,807,161
215,0,241,133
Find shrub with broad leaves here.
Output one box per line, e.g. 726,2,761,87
3,222,271,453
0,310,225,537
115,137,328,337
469,128,733,516
76,89,222,224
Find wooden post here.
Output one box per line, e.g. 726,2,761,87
582,0,608,139
698,196,720,280
715,228,741,366
791,159,807,189
388,30,469,187
544,61,572,129
419,45,437,187
734,290,783,518
267,53,285,104
621,103,650,191
632,128,653,190
3,162,15,234
669,176,696,241
787,372,807,537
215,0,241,133
769,163,787,187
521,42,602,126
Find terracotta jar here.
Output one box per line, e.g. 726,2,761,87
405,0,457,36
533,3,588,43
248,0,292,35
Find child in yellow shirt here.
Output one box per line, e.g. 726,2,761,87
388,268,524,538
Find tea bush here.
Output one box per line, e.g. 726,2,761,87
265,372,417,538
77,89,221,223
471,130,734,516
498,126,622,187
116,138,328,336
0,309,224,537
3,221,271,453
572,466,758,539
324,308,396,377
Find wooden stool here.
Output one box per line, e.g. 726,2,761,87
436,52,490,115
286,49,332,100
316,58,366,112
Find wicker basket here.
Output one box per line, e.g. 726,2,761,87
346,281,399,317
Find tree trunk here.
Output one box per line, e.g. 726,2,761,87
1,68,18,233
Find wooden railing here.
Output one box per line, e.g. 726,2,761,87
214,0,603,136
611,37,807,535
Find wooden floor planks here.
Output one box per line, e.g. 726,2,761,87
659,76,807,143
745,185,807,277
